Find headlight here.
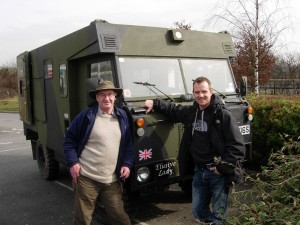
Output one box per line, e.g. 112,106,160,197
248,114,253,121
137,166,150,183
136,128,145,136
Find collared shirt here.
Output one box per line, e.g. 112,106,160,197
98,107,116,118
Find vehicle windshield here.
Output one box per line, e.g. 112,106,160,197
181,59,236,94
119,57,236,99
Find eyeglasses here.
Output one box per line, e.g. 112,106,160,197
97,92,116,98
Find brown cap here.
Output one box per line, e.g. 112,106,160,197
88,80,123,99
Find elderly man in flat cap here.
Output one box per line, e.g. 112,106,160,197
64,80,135,225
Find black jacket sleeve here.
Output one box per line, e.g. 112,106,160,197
153,99,193,124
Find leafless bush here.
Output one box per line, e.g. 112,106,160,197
0,66,18,98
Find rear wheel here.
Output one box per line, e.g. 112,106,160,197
36,142,59,180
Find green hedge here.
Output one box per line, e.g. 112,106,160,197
247,95,300,166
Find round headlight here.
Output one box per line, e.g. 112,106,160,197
136,128,145,137
248,114,253,121
137,166,150,183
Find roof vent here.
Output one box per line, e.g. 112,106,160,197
100,34,119,51
223,42,233,54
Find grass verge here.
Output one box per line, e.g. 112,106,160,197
0,96,19,112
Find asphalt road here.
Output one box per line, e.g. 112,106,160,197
0,113,201,225
0,113,74,225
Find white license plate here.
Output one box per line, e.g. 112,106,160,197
239,125,250,135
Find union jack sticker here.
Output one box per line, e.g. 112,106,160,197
139,149,152,161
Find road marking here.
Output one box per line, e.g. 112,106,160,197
12,128,23,131
54,181,73,191
0,142,13,144
0,146,30,153
1,128,23,134
132,219,149,225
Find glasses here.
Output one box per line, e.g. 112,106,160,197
97,92,116,98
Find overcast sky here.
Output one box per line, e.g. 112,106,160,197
1,0,300,66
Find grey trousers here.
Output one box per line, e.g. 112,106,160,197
73,175,131,225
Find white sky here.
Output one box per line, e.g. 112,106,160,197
1,0,300,66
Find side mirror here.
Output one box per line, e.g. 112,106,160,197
240,76,247,97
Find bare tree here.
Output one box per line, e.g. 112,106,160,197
0,59,17,69
205,0,291,95
174,20,192,30
276,53,300,94
260,52,300,94
284,52,300,80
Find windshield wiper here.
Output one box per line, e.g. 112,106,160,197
212,87,247,104
211,87,227,99
133,82,159,96
134,82,173,101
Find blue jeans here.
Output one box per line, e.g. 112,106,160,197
192,167,229,224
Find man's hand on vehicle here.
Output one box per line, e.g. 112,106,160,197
143,100,154,113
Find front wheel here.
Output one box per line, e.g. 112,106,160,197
36,142,59,180
180,178,193,198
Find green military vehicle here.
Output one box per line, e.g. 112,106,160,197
17,19,253,198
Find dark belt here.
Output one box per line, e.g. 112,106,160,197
196,163,216,170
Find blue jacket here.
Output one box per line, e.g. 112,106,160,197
63,104,135,178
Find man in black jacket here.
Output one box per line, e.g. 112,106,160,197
143,77,245,224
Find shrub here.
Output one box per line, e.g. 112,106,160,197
247,94,300,166
228,134,300,224
0,66,17,98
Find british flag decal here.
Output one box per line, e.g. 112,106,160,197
139,149,152,161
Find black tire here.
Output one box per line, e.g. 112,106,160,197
93,198,111,225
180,178,193,198
123,183,139,214
36,142,59,180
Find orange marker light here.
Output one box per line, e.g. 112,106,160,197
136,118,145,127
248,106,253,114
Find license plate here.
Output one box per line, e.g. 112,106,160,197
154,160,176,178
239,125,250,135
